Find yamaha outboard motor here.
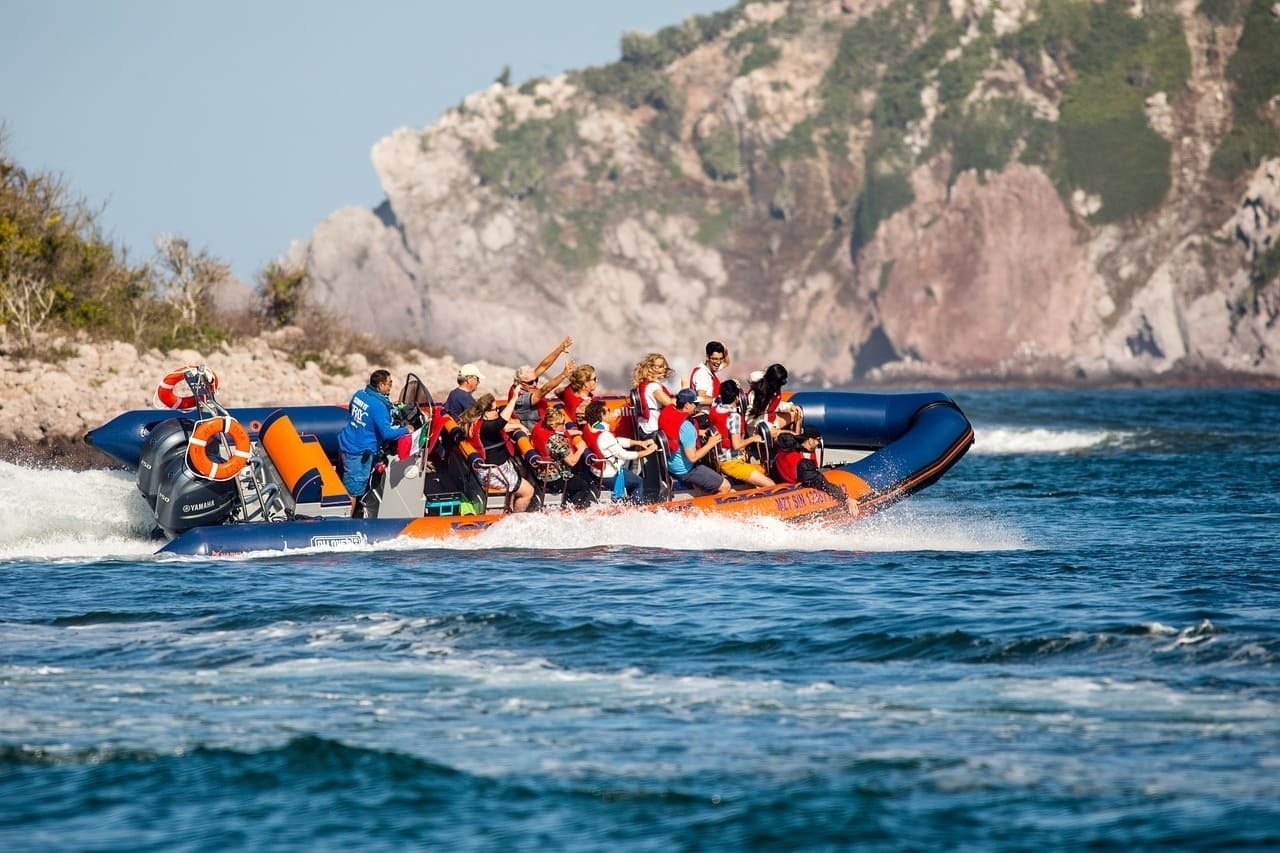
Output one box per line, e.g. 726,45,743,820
153,453,238,537
136,418,193,511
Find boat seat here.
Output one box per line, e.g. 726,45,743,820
471,459,519,513
528,459,565,511
258,410,351,516
650,432,676,503
581,450,606,502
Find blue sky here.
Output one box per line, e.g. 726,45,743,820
3,1,728,282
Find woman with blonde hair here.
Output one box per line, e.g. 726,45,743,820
631,353,676,439
560,363,599,421
630,353,676,501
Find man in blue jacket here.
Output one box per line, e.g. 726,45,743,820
338,369,409,515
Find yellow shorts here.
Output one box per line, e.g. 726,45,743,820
719,457,766,483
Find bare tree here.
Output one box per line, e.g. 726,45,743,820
0,266,57,349
153,234,230,331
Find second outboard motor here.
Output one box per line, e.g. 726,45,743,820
137,418,193,510
153,454,238,537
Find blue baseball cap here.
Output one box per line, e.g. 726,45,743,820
675,388,698,407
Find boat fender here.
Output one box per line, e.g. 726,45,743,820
187,415,253,481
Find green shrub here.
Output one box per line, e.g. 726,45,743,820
852,133,915,252
259,261,308,328
695,120,741,181
695,203,738,246
1047,0,1187,220
998,2,1090,82
936,99,1051,183
739,41,782,76
771,119,818,163
1197,0,1248,25
1210,0,1280,178
1254,240,1280,285
818,6,908,130
852,168,913,253
1058,75,1172,221
1212,122,1280,177
541,209,605,270
936,37,993,108
472,112,580,200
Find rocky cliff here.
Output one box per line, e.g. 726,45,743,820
287,0,1280,387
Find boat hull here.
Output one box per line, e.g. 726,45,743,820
91,390,973,556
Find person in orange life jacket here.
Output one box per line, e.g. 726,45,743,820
457,392,534,512
510,358,576,429
662,388,730,495
338,369,410,515
708,380,775,488
747,363,799,434
688,341,728,406
559,363,598,420
774,425,861,517
581,400,657,500
632,352,677,501
530,406,593,507
506,336,574,428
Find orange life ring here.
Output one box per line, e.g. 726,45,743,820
154,366,218,410
186,415,252,481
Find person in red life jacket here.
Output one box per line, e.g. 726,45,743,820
632,352,677,501
581,400,657,501
531,406,592,507
708,380,775,488
661,388,730,495
688,341,728,407
457,392,534,512
631,353,676,437
774,425,860,516
559,363,599,420
747,363,799,434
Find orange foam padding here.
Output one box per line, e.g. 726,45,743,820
259,410,350,507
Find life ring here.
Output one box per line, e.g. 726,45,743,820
187,415,252,481
154,366,218,410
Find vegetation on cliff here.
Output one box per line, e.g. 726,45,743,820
1208,0,1280,178
461,0,1276,268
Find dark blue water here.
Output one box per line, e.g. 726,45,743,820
2,389,1278,850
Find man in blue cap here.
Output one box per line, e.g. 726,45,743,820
658,387,730,495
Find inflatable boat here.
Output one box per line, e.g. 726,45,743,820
84,367,974,556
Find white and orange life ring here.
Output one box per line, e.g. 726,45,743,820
154,366,218,410
186,415,252,481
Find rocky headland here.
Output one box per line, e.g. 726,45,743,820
286,0,1280,388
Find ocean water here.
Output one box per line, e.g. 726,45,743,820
1,388,1278,850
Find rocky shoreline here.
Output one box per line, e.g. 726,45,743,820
0,329,515,471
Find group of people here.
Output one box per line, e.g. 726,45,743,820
337,337,856,516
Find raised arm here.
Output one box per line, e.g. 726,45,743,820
533,358,576,404
499,392,519,423
532,336,573,378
